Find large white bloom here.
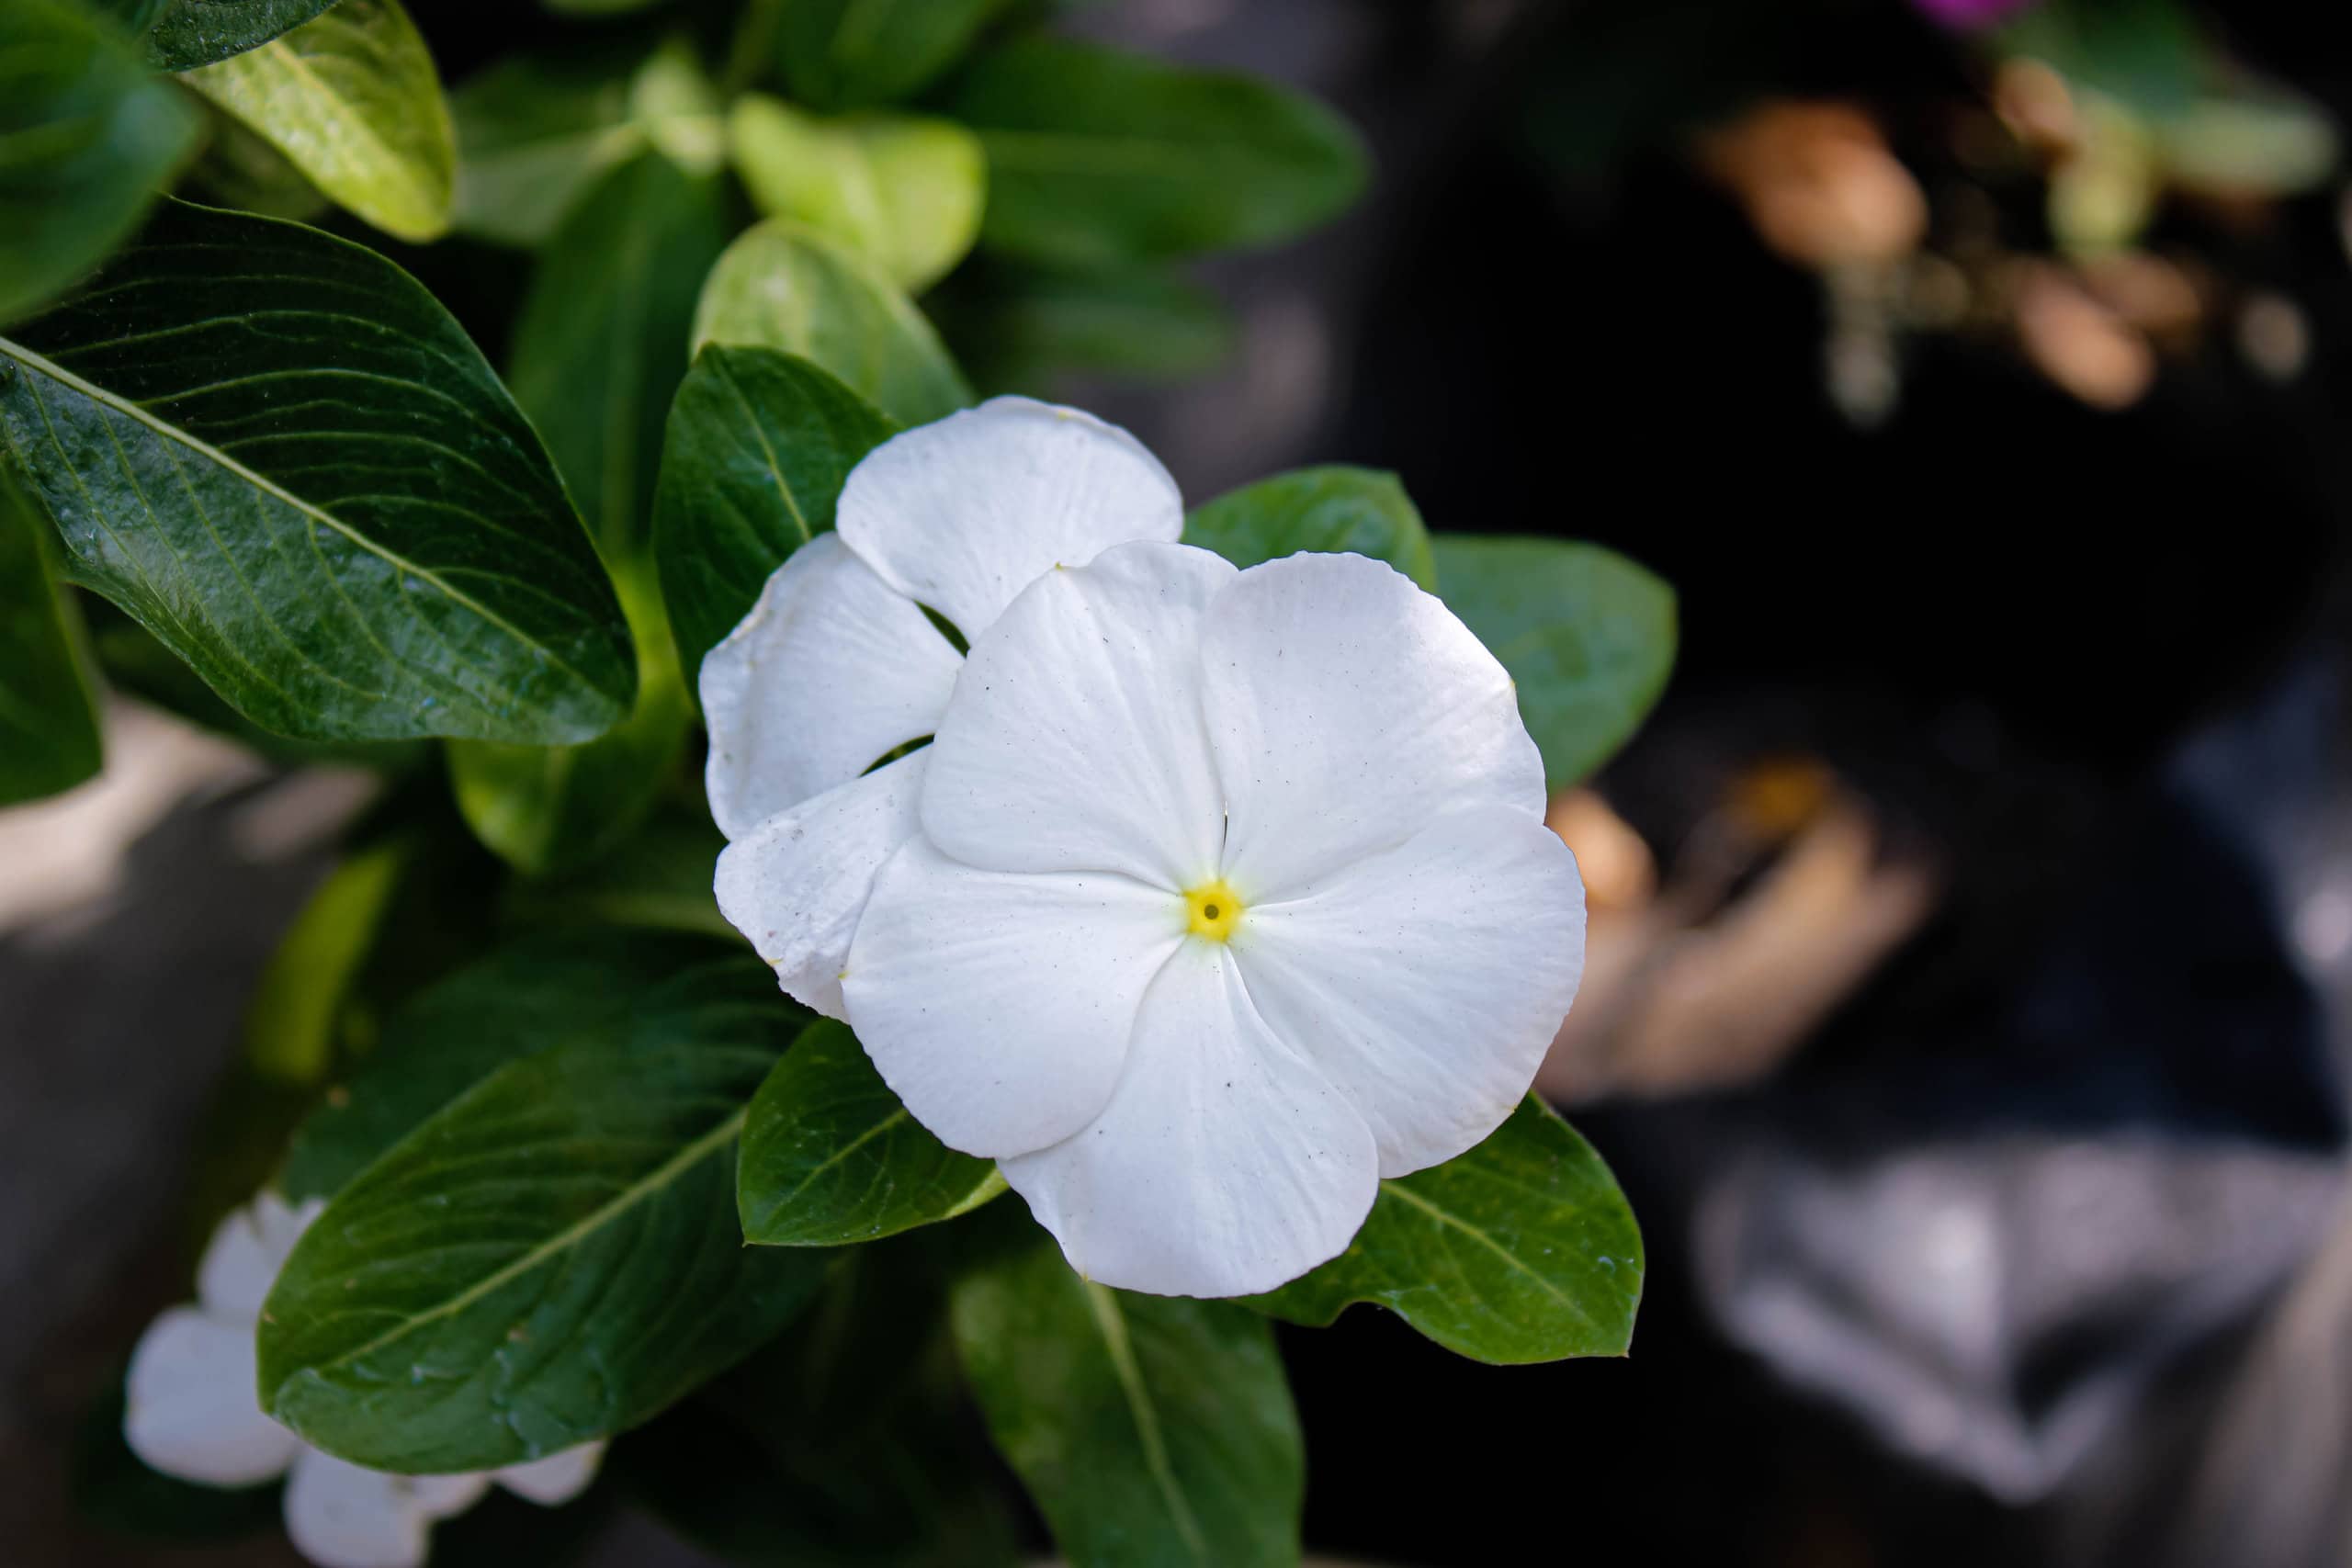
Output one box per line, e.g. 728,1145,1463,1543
721,536,1587,1297
702,396,1182,1017
123,1191,602,1568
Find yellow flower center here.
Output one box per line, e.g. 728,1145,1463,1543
1184,879,1245,942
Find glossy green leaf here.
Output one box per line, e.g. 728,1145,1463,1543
933,263,1234,391
695,219,972,427
950,1230,1304,1568
730,96,985,293
182,0,456,243
949,36,1367,267
1431,535,1675,788
448,39,724,249
279,928,718,1201
652,344,898,682
1247,1096,1644,1364
0,461,104,805
142,0,339,73
0,0,198,326
85,604,427,769
500,804,733,940
508,151,727,552
448,558,693,874
0,199,636,745
259,933,832,1471
1185,465,1436,591
775,0,1006,111
740,1020,1003,1247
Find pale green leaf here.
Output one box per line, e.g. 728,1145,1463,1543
652,344,898,682
0,0,198,325
1432,535,1676,788
694,220,973,427
951,1229,1303,1568
1247,1096,1644,1364
182,0,456,243
0,199,636,745
729,96,985,293
739,1021,1002,1247
1185,466,1436,590
260,933,832,1471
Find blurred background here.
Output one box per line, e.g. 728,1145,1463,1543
11,0,2352,1562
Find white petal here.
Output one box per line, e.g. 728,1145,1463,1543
197,1191,322,1322
700,533,963,840
843,838,1182,1157
921,541,1234,888
716,750,930,1019
493,1442,605,1506
1233,806,1585,1177
1002,941,1379,1298
1201,552,1546,898
283,1450,453,1568
836,398,1183,641
123,1307,300,1487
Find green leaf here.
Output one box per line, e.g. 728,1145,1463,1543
0,460,104,805
280,927,729,1202
181,0,456,243
507,151,727,552
259,932,833,1472
1184,466,1436,591
0,199,636,745
695,219,973,427
729,95,985,293
950,1228,1304,1568
933,263,1235,391
1431,535,1675,789
500,803,734,939
143,0,340,73
0,0,198,326
1247,1096,1644,1364
740,1020,1002,1247
448,558,693,874
776,0,1007,112
651,344,898,683
948,36,1366,267
448,39,725,249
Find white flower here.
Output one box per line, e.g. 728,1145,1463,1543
123,1190,603,1568
720,536,1587,1297
701,396,1182,1018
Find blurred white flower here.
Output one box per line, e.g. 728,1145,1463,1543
701,396,1182,1017
721,540,1586,1297
123,1190,602,1568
